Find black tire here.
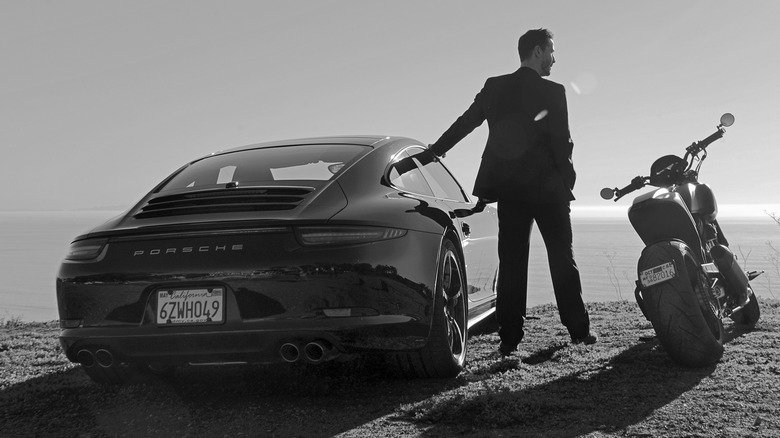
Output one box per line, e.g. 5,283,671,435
389,238,468,378
729,287,760,327
642,251,724,367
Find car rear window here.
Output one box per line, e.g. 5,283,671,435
158,144,369,193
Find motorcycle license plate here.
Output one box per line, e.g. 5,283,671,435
156,288,224,325
640,262,676,288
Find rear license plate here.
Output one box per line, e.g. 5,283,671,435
640,262,676,288
156,288,224,325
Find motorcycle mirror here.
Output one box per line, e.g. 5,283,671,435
600,187,615,200
719,113,735,128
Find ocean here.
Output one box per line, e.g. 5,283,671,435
1,211,778,322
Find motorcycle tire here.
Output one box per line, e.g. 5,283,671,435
729,287,760,327
642,253,724,368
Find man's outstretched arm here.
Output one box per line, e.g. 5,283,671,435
429,86,487,157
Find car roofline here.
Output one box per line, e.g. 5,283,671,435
181,135,421,164
216,135,407,153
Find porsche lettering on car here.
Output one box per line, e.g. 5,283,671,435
132,244,245,257
57,136,499,384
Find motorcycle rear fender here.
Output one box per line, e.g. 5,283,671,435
637,240,700,291
634,240,699,319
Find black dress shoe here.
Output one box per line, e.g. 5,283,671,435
498,342,517,357
572,333,598,345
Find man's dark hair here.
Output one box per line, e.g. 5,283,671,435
518,28,553,61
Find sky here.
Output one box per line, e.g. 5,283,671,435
2,0,779,216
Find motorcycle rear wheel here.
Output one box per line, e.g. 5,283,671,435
643,261,724,367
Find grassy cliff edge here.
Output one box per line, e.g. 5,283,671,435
1,300,779,437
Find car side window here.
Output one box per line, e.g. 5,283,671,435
388,151,434,197
406,147,469,203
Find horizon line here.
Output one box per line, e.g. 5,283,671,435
572,203,780,219
2,203,778,218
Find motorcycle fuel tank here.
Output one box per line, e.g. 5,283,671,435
674,183,718,223
628,188,704,260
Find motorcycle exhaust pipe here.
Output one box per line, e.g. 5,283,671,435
279,343,301,363
95,349,114,368
76,349,95,368
711,244,750,306
303,340,329,364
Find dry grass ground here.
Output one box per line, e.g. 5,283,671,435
1,299,779,437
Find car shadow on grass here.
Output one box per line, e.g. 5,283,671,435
0,356,461,437
0,318,761,437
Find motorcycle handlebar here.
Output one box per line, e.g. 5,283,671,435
602,176,647,201
686,126,726,154
602,113,733,203
616,176,647,200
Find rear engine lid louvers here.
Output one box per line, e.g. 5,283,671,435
133,187,314,219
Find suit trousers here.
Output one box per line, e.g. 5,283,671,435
496,200,590,346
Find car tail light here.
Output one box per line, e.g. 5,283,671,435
65,238,108,261
295,226,407,246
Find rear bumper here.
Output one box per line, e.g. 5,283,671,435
60,315,429,366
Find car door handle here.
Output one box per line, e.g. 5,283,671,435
452,200,488,219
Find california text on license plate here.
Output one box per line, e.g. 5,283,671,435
157,288,224,325
640,262,676,288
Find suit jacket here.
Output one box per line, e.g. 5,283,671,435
430,67,575,203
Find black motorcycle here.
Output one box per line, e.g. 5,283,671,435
601,113,761,367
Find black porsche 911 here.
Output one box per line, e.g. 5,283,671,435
57,136,499,384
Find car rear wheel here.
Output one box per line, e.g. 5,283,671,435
390,238,468,378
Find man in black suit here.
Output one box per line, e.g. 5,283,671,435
429,28,595,356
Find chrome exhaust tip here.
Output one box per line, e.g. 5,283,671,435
95,349,114,368
304,341,328,363
76,349,95,368
280,343,301,363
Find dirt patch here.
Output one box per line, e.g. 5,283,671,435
2,299,779,437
